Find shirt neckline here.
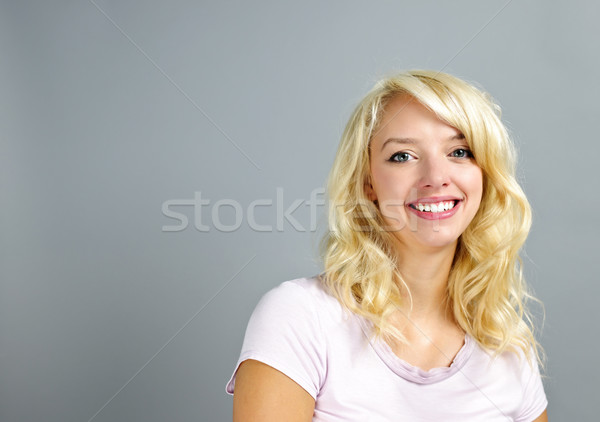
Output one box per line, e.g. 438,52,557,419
357,317,475,385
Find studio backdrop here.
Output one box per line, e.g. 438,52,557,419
1,1,598,421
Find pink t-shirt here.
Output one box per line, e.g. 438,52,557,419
226,276,548,421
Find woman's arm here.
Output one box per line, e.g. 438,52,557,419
232,359,316,422
531,409,548,421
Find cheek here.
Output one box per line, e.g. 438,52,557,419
465,167,484,209
371,167,410,200
369,168,411,228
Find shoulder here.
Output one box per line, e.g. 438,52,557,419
253,275,343,322
227,274,341,399
508,347,548,422
263,274,336,302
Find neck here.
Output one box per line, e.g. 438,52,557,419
392,240,457,323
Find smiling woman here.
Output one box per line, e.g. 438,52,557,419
226,70,548,421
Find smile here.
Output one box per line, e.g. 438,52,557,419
408,200,458,213
406,198,462,220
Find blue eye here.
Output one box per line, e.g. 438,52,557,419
389,152,412,162
451,148,473,158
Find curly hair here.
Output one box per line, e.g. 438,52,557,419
319,70,544,366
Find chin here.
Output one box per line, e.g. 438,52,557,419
406,229,462,250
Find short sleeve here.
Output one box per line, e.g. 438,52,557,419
225,280,327,400
514,350,548,422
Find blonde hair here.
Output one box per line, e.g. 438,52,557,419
320,70,544,366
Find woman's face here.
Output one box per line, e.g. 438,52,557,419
366,94,483,252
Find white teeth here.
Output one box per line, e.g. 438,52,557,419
413,201,456,213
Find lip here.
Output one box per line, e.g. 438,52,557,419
406,196,462,220
407,196,462,205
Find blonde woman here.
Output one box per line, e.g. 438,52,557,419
226,70,548,421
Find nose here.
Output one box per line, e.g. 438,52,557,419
418,155,451,189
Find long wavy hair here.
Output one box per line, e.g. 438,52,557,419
319,70,544,365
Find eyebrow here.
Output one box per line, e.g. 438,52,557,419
380,134,465,152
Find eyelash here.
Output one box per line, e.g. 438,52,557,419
450,148,474,159
387,148,474,163
388,152,413,163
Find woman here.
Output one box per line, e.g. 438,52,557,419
226,70,548,421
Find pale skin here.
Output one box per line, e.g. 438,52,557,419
232,95,548,421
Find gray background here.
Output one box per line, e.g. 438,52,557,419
1,1,597,421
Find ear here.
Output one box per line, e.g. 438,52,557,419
364,179,377,202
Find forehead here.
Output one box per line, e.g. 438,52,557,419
371,94,461,149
